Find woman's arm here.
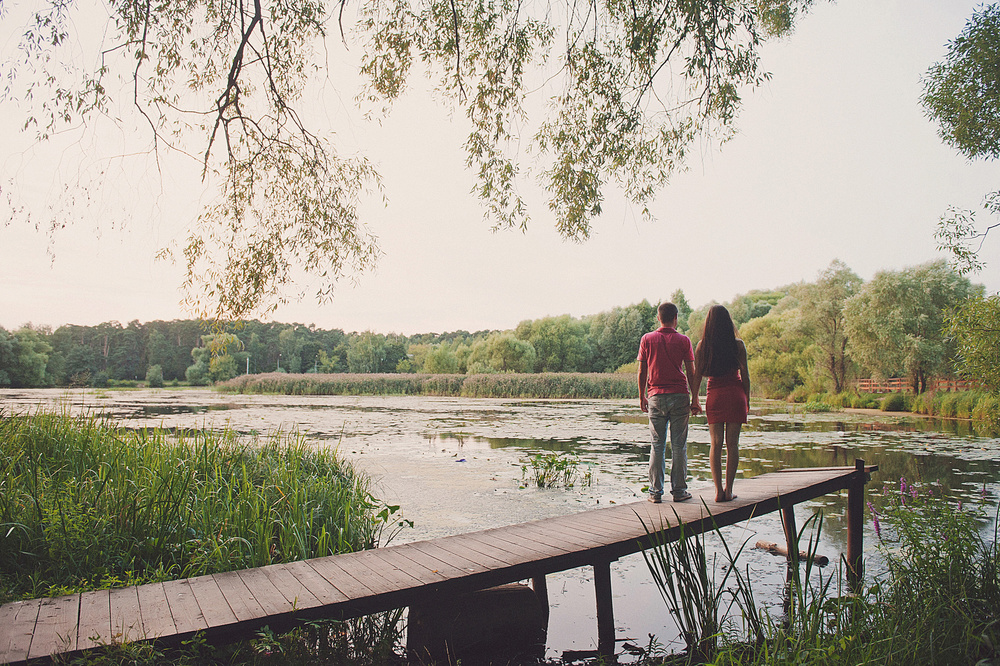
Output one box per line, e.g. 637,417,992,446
737,339,750,398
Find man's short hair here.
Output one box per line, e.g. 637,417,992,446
658,302,678,324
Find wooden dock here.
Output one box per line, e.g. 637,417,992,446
0,462,876,664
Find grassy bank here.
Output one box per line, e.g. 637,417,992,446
0,411,402,604
219,372,638,399
641,480,999,666
792,389,1000,424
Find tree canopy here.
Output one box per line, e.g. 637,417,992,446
4,0,817,319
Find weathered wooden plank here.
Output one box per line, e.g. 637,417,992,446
77,589,112,650
307,555,379,599
432,534,517,569
0,598,41,664
237,567,297,617
375,546,449,584
490,524,577,555
136,582,176,639
187,574,239,629
463,530,555,562
259,563,323,610
405,539,495,575
342,549,425,592
278,560,349,606
389,543,472,580
511,520,606,551
27,594,80,660
398,539,489,575
475,529,567,562
109,587,143,643
212,570,265,623
161,579,208,636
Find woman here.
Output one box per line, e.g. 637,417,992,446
694,305,750,502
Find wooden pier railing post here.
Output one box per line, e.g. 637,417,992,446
593,559,615,659
846,458,867,594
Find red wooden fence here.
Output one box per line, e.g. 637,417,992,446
855,378,980,394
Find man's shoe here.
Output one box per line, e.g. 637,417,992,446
673,491,693,502
648,494,662,504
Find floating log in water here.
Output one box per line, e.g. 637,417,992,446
755,540,830,566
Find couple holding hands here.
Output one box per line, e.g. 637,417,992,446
638,302,750,504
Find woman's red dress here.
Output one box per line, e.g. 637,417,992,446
705,370,748,424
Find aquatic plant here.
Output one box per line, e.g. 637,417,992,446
219,371,638,399
520,452,594,488
0,410,405,603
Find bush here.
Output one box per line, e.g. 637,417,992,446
145,365,164,388
913,390,936,415
91,371,109,388
939,392,960,418
881,393,910,412
957,391,978,419
786,385,810,403
971,393,1000,425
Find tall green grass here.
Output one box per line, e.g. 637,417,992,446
220,372,638,399
0,411,402,604
640,485,1000,665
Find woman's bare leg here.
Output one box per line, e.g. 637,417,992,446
708,422,726,501
722,422,742,500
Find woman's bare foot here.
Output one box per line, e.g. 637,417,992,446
716,490,737,502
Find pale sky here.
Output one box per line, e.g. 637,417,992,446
2,0,997,335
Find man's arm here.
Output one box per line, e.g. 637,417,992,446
638,358,649,413
685,359,702,415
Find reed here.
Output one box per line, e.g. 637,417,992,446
641,486,1000,665
219,371,638,399
0,411,403,604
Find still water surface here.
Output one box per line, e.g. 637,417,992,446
3,389,999,660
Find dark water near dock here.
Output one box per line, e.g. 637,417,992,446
3,389,999,660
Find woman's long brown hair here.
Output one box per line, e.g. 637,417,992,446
695,305,740,377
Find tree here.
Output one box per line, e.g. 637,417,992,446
671,289,693,333
587,301,656,372
922,5,1000,395
741,312,810,399
947,294,1000,393
4,0,819,319
468,333,537,373
515,315,593,372
843,261,980,394
795,260,862,393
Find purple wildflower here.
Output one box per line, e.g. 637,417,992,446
983,484,988,500
911,485,919,499
900,477,907,495
868,501,881,538
958,501,963,511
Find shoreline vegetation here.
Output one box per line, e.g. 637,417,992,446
0,411,405,605
215,372,1000,428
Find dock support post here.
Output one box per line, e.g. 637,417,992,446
847,458,866,594
593,560,615,660
532,575,549,623
781,504,798,564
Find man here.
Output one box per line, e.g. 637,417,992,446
638,302,702,503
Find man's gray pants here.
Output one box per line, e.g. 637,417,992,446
647,392,690,499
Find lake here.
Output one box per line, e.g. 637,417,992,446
3,388,999,661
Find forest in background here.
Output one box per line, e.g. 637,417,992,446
0,259,985,400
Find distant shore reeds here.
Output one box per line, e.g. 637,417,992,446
218,372,638,399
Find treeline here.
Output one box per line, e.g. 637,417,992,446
0,301,663,388
0,259,985,399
